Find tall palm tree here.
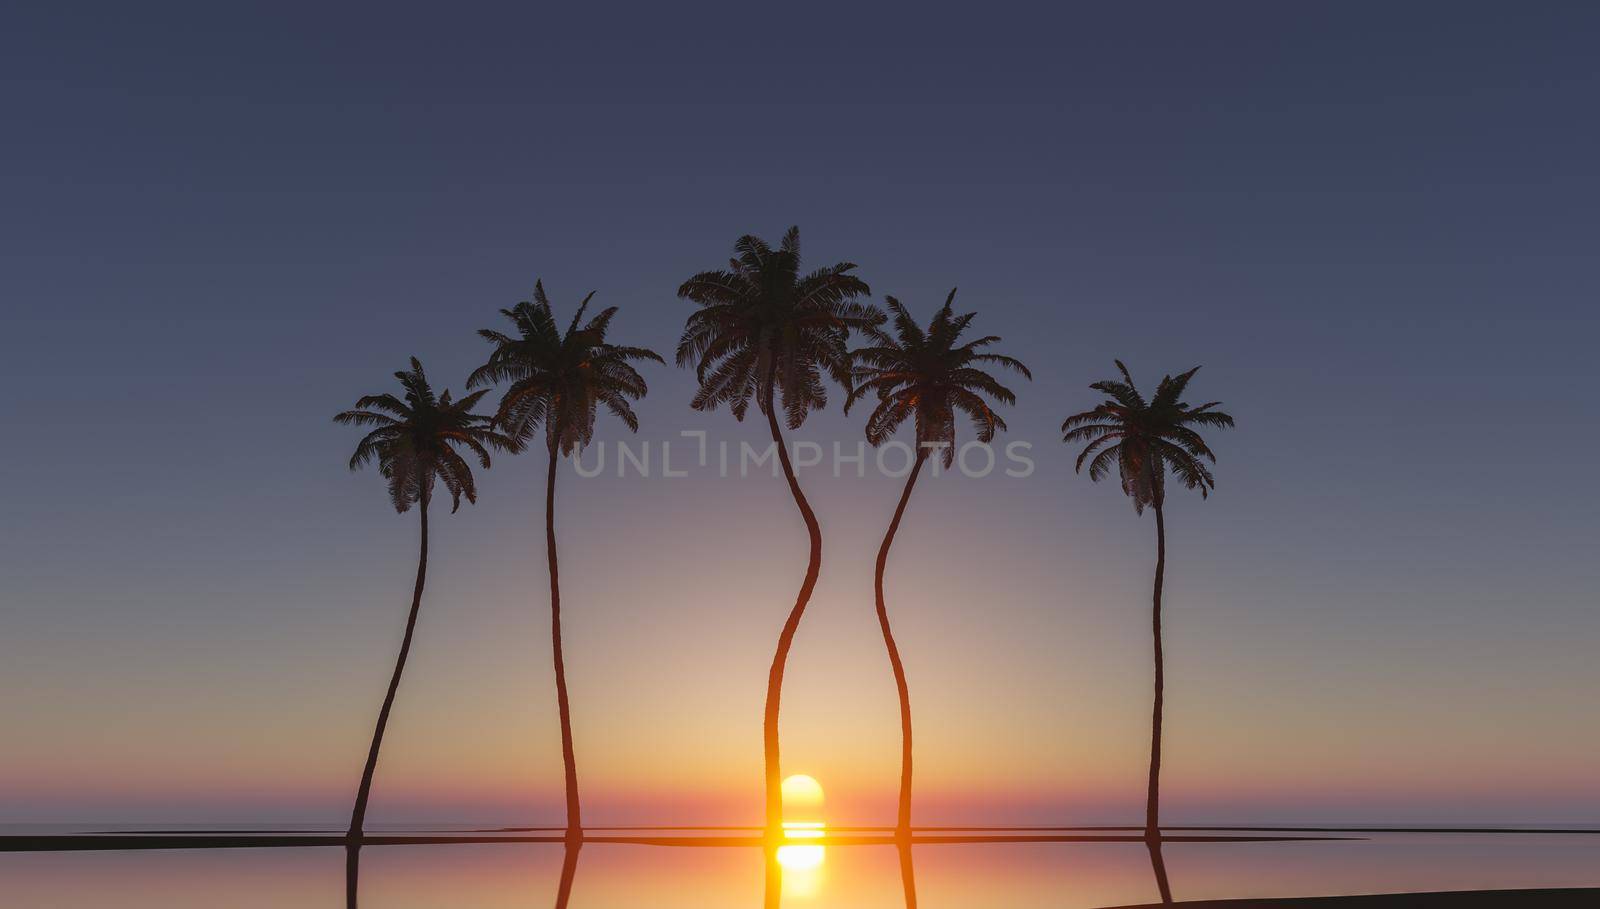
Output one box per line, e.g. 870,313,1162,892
334,358,511,840
470,281,661,841
1062,362,1233,842
676,227,880,837
845,289,1029,839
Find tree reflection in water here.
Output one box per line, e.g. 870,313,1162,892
342,839,582,909
1146,837,1175,904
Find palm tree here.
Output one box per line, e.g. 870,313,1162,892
469,281,661,842
1062,362,1234,842
845,289,1029,838
334,358,511,840
676,227,880,837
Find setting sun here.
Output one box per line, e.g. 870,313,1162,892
780,774,825,817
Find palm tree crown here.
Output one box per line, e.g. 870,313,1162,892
676,226,880,427
469,280,663,453
1061,361,1234,510
846,289,1032,467
334,357,511,513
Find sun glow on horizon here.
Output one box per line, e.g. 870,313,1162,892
778,773,827,872
780,774,825,814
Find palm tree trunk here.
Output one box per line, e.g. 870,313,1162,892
761,389,823,839
546,444,582,841
347,491,429,839
877,450,927,838
1145,501,1167,842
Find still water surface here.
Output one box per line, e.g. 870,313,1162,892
2,829,1596,907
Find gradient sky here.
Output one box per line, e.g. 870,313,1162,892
3,4,1598,827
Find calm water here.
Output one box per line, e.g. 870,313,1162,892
2,829,1596,907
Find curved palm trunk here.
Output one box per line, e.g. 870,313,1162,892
348,493,429,839
347,492,428,838
760,395,823,840
546,446,582,841
1145,502,1167,842
876,450,927,838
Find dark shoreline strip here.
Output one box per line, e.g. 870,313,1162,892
79,824,1600,836
0,833,1348,853
1103,888,1600,908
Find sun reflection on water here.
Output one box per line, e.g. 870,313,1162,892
776,821,825,871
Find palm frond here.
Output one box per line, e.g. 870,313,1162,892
848,288,1027,455
1064,361,1233,510
674,228,877,426
471,283,661,457
337,357,520,513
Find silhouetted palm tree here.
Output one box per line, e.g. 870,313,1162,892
1062,362,1233,842
470,281,661,841
334,358,511,840
676,227,879,837
846,289,1029,839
